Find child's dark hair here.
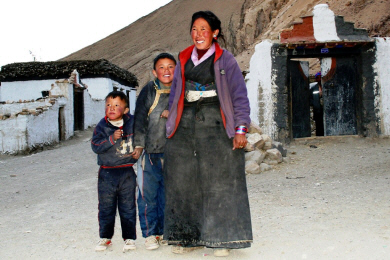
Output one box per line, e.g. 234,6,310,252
190,11,226,46
105,91,129,108
153,53,177,70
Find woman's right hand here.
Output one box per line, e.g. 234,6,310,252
232,134,248,150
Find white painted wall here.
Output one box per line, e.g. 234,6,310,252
0,75,136,153
82,77,136,118
82,78,112,100
84,91,105,130
374,37,390,135
27,101,61,146
313,4,340,42
129,89,137,115
0,83,74,153
245,40,277,138
82,78,134,99
0,79,54,102
0,115,28,153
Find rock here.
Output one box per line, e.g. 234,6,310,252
266,148,283,163
247,133,261,143
245,160,261,174
262,134,273,150
244,142,255,152
264,141,272,150
245,150,266,164
272,141,288,157
260,163,272,172
247,133,265,150
248,122,262,135
265,160,279,165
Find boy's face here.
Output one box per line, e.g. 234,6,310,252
105,96,129,122
153,58,176,86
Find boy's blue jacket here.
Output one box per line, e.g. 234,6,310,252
91,113,137,167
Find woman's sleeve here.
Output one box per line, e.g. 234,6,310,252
225,55,251,127
168,62,181,110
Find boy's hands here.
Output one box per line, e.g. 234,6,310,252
161,110,169,118
131,147,143,160
113,129,123,141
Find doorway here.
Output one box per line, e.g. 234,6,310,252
289,55,358,138
58,107,66,141
73,88,84,131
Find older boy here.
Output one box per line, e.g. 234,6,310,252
133,53,176,250
91,91,139,252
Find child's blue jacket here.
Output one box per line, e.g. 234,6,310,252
91,113,137,167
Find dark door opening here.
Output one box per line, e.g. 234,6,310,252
289,55,358,138
322,56,358,136
289,59,311,138
73,88,84,131
58,107,66,141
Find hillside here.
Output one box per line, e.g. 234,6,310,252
61,0,390,88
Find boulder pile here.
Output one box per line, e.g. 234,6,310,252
244,123,288,174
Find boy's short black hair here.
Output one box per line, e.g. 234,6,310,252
153,53,177,70
105,91,129,108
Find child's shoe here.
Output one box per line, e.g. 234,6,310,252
145,235,159,250
123,239,136,251
156,235,168,246
95,238,112,251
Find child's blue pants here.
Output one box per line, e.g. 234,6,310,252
98,166,137,240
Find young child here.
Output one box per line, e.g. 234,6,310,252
91,91,138,252
132,53,176,250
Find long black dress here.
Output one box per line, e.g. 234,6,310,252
163,54,253,249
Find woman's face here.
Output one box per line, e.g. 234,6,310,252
191,18,219,50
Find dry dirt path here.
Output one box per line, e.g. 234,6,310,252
1,130,389,260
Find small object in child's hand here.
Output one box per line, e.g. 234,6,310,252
121,130,127,140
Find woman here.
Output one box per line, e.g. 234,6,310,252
164,11,253,257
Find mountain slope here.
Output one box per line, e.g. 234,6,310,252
61,0,390,87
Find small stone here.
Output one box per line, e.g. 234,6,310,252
245,160,261,174
266,148,283,163
245,150,266,164
248,122,262,135
260,163,272,172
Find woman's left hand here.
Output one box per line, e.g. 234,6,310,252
233,134,247,150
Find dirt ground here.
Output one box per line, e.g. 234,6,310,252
1,129,389,260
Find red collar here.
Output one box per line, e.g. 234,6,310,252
178,42,223,66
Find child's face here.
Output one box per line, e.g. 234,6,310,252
105,97,129,122
153,58,176,86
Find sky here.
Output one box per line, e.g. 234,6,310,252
0,0,173,68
